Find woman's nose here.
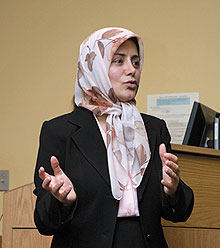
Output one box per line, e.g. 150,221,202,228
124,60,136,76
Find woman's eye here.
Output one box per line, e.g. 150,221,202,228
132,60,140,68
113,58,123,64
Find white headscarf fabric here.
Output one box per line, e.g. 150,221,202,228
75,27,151,200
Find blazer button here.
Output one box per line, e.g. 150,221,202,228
146,233,151,241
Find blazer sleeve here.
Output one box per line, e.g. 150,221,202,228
33,121,77,236
159,119,194,223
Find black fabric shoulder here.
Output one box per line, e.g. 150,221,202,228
141,113,171,152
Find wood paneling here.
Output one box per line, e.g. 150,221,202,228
12,229,51,248
3,183,35,228
2,183,52,248
163,144,220,228
163,227,220,248
162,144,220,248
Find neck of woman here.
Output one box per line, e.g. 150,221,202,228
96,114,107,132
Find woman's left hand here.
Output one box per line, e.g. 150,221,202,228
159,143,180,197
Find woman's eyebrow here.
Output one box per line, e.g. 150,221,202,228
114,53,139,58
132,55,140,59
114,53,126,57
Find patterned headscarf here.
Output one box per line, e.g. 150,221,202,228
75,27,151,200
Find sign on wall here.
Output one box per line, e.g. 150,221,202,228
147,92,199,144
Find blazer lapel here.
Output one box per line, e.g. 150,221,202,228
138,116,157,201
67,109,158,198
68,107,110,186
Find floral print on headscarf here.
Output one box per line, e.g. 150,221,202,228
75,27,151,200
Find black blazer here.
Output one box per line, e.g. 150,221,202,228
34,107,194,248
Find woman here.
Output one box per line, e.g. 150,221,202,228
34,27,194,248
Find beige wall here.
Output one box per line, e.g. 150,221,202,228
1,0,220,235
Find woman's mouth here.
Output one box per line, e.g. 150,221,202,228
125,80,137,88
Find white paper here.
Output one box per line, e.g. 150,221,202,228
147,92,199,144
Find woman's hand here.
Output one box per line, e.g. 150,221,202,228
39,156,76,206
159,143,180,197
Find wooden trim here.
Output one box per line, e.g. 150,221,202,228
163,227,220,248
171,143,220,157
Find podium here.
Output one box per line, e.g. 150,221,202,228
163,144,220,248
2,145,220,247
2,183,52,248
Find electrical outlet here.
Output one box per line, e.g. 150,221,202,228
0,170,9,191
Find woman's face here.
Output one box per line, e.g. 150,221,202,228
108,39,141,102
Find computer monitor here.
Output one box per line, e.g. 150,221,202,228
182,101,218,148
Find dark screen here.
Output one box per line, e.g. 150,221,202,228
182,101,217,148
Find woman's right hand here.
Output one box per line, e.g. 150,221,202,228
39,156,76,206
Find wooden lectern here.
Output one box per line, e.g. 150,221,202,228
2,144,220,248
2,183,52,248
163,144,220,248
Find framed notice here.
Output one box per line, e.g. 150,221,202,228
147,92,199,144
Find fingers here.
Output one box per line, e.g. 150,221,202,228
159,143,178,164
159,143,166,163
159,143,178,175
39,156,63,180
51,156,63,176
53,184,72,202
42,176,52,190
159,143,179,177
39,166,50,180
160,143,180,196
163,154,179,184
39,166,45,180
161,179,178,196
161,163,179,196
164,159,179,176
164,152,178,164
159,143,166,154
41,172,72,201
49,180,72,203
162,157,180,185
162,167,179,185
39,157,76,204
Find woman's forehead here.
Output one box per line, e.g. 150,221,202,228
113,39,139,56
